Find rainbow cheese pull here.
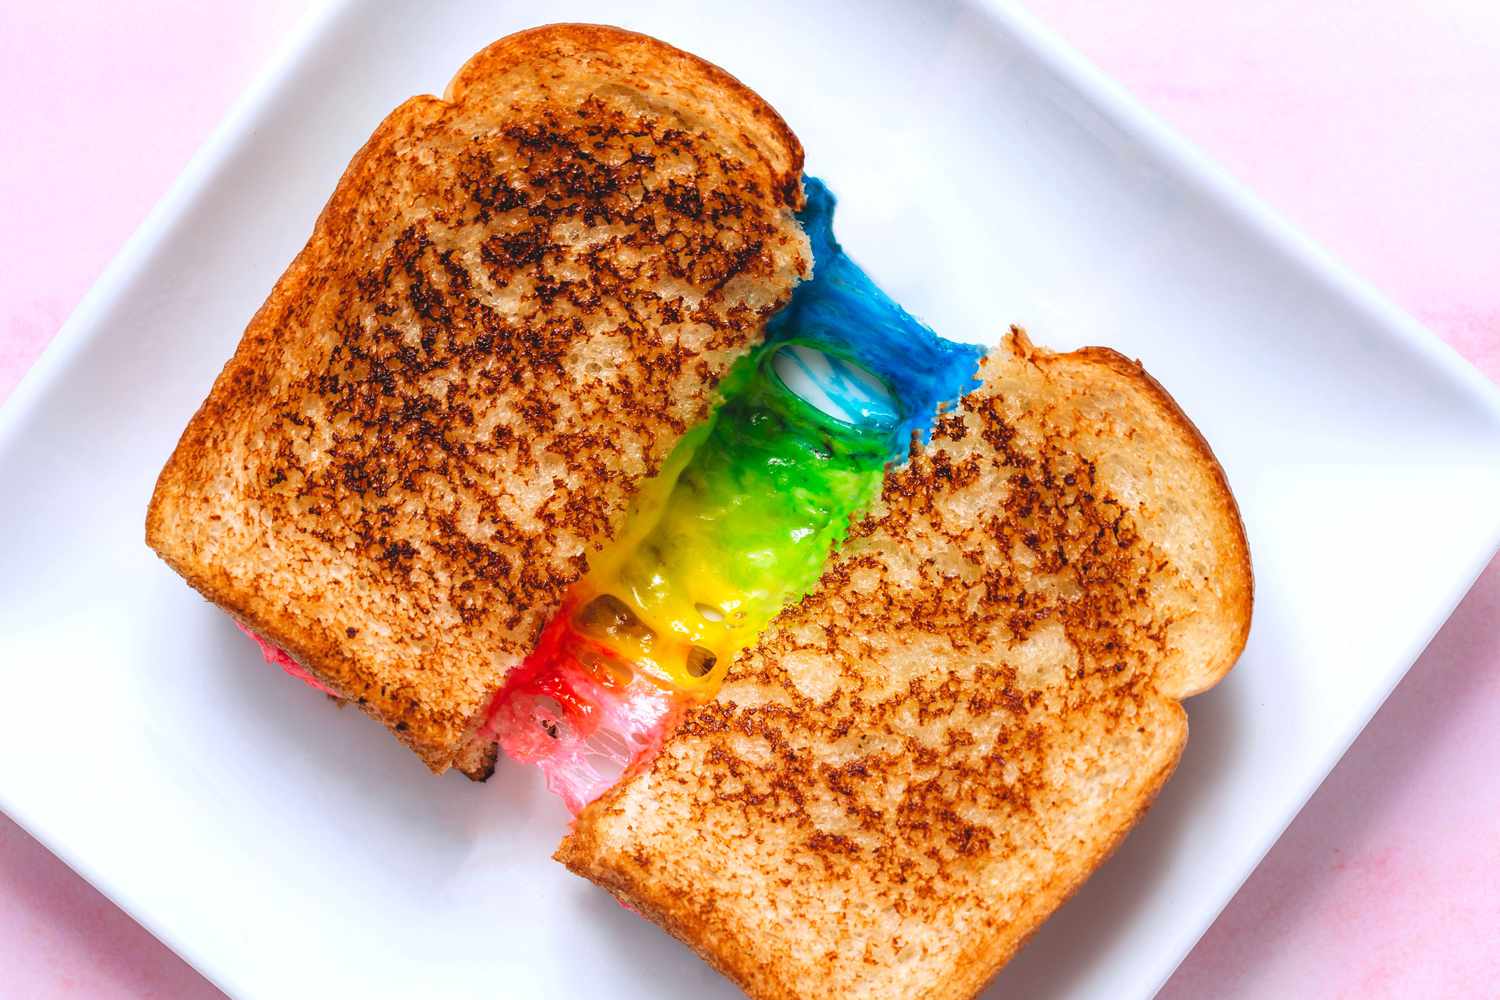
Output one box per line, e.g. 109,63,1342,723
483,178,982,811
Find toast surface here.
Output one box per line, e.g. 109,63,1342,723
146,24,810,772
557,329,1252,999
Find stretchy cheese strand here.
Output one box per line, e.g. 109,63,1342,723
483,178,982,811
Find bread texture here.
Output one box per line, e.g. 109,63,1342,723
557,329,1253,999
146,24,810,774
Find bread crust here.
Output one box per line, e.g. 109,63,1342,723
447,24,804,206
146,25,809,773
558,329,1253,999
1047,339,1252,697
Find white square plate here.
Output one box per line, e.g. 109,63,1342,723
3,2,1499,997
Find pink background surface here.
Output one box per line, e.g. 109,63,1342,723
2,2,1497,996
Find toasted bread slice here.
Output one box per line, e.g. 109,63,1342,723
146,24,810,776
557,329,1252,998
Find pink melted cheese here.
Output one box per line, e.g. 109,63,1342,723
477,596,681,814
238,616,655,819
234,622,339,697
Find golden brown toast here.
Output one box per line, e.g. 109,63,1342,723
146,24,810,776
557,329,1253,999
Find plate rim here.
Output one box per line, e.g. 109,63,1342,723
970,1,1500,992
2,1,1499,997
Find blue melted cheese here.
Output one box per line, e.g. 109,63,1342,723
770,343,901,431
765,176,984,458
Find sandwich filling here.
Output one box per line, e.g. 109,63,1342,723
235,622,338,697
481,178,982,811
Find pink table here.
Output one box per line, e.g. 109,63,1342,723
3,3,1496,996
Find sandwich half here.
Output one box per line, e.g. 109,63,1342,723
557,329,1253,999
145,24,810,777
